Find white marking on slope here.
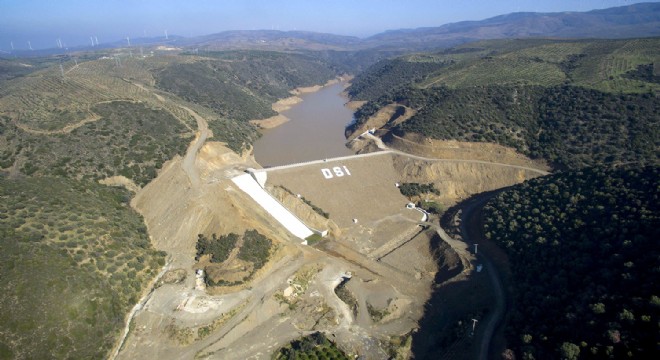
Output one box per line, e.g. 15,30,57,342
231,173,314,240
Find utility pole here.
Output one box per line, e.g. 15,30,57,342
471,319,478,336
473,243,478,254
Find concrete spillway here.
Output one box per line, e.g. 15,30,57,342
231,173,314,240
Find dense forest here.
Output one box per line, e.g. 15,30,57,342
482,166,659,359
374,84,658,169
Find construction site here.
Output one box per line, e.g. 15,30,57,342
110,106,549,358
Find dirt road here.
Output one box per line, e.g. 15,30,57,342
362,133,549,176
181,106,209,188
14,113,100,135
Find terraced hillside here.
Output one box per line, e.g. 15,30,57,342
347,38,660,169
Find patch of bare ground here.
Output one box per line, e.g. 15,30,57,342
391,154,542,206
379,230,440,281
387,133,549,170
116,91,547,359
99,175,141,193
158,269,187,286
250,96,300,129
347,105,416,141
116,134,308,359
291,77,344,95
250,114,290,129
268,185,342,237
345,100,367,111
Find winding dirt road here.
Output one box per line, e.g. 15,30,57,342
180,106,209,188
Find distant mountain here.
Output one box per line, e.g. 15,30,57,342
365,2,660,50
4,2,659,57
180,30,362,51
182,3,660,52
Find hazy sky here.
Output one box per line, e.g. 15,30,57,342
0,0,651,50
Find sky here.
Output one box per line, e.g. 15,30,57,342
0,0,652,50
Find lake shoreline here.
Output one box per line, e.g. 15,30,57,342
250,75,352,130
252,79,356,167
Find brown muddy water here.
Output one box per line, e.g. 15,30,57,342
252,82,355,167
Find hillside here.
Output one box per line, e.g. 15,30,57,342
364,2,660,50
181,30,361,51
155,50,339,123
0,176,166,359
482,165,659,359
1,101,190,187
347,38,660,169
0,48,343,359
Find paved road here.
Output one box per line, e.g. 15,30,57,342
455,192,506,360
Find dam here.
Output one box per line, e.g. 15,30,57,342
232,150,425,258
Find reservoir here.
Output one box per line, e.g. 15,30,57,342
252,82,355,167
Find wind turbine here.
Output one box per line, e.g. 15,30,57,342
90,36,95,47
10,41,14,51
27,41,33,50
126,37,131,46
164,30,168,40
95,36,99,46
59,64,65,78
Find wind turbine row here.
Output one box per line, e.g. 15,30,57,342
9,29,174,52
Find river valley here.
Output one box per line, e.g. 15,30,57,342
252,82,355,167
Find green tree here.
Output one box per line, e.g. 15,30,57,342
559,342,580,360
